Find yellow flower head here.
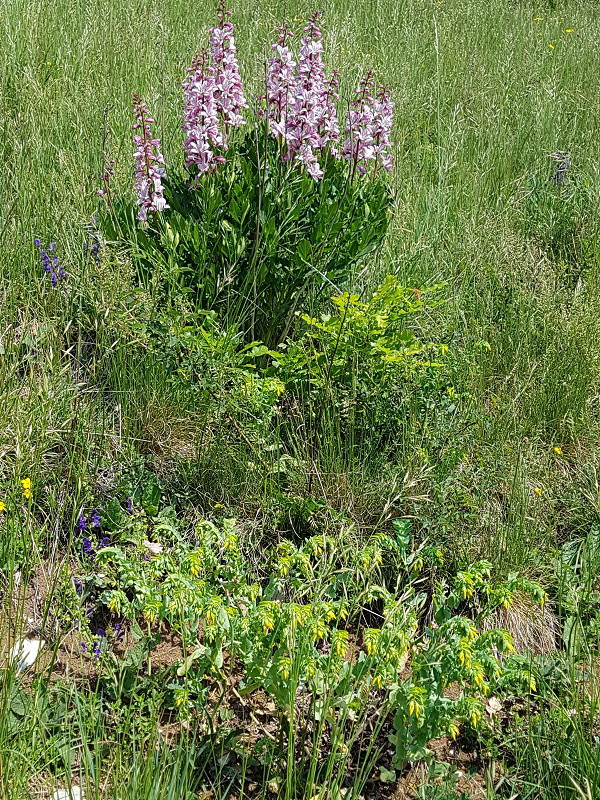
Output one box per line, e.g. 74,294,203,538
20,478,31,490
565,29,573,34
0,501,5,513
534,487,543,497
553,446,563,455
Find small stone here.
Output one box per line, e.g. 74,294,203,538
51,788,84,800
9,638,45,670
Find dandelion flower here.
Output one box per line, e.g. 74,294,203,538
534,487,543,497
553,446,563,455
0,501,5,513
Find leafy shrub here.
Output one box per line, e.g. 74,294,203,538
108,139,392,347
102,7,394,347
272,276,446,458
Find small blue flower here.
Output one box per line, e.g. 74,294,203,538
90,510,101,528
114,622,125,643
76,512,87,531
83,537,94,556
98,536,111,550
34,238,65,286
80,642,86,653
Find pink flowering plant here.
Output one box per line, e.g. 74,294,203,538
105,5,394,346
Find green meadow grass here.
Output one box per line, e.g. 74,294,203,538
2,0,600,797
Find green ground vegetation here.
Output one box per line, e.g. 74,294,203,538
1,0,600,798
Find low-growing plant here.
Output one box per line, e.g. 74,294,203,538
67,508,545,781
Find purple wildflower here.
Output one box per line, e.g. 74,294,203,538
287,12,328,179
34,239,66,286
98,536,111,550
132,95,169,221
182,49,225,175
93,628,106,658
210,1,248,134
114,622,125,643
126,497,133,515
270,12,338,180
83,538,95,557
73,578,83,595
80,642,86,653
90,509,101,528
76,512,87,531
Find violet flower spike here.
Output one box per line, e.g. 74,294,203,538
132,95,169,221
35,238,66,286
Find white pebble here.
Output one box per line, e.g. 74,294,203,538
9,638,45,670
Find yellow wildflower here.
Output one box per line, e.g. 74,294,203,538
553,446,563,455
534,487,542,497
0,501,5,513
565,29,573,34
548,44,555,49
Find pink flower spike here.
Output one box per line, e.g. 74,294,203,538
182,49,225,175
371,84,394,173
265,25,296,135
132,95,169,221
210,1,248,138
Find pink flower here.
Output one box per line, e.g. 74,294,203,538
371,84,394,173
182,50,225,175
132,95,168,221
342,73,376,177
210,1,248,136
267,11,340,180
266,25,296,135
343,75,393,177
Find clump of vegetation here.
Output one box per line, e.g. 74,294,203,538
2,1,600,799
